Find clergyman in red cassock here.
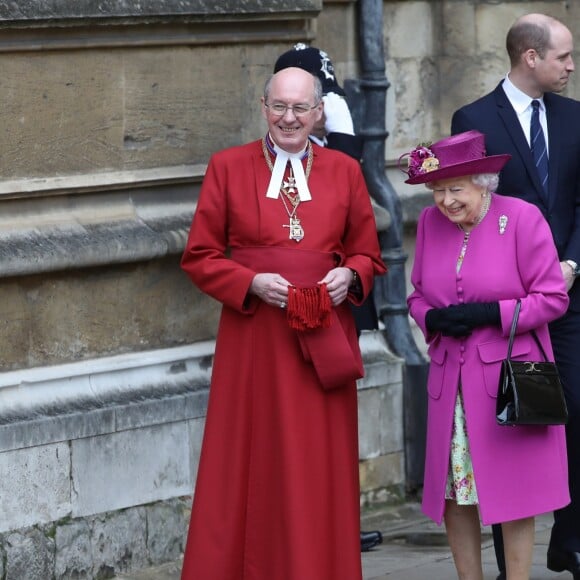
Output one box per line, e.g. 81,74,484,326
180,66,386,580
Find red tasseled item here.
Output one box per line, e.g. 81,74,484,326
287,283,332,330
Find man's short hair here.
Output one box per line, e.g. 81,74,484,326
506,19,552,65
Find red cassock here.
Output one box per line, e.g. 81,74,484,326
180,139,386,580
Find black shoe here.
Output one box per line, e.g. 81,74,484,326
361,530,383,552
496,572,506,580
547,546,580,578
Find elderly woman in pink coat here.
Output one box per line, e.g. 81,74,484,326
403,130,570,580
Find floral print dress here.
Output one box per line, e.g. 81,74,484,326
444,229,479,504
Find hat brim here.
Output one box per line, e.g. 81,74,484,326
404,154,511,185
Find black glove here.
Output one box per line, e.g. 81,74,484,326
451,302,500,328
426,302,500,337
425,307,472,337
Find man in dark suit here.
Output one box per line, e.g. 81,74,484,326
451,12,580,580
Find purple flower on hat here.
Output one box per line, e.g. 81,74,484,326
399,144,440,178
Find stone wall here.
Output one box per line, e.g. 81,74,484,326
0,343,210,579
0,2,408,577
0,333,403,578
3,0,579,577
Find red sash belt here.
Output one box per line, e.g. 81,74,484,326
231,246,364,389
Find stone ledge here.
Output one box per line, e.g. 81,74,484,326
0,20,317,52
0,1,321,53
0,166,201,277
0,343,213,437
0,216,189,277
0,0,322,23
0,165,204,198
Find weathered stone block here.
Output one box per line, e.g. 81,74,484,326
0,444,71,533
438,53,505,133
441,2,476,57
71,423,193,518
146,500,188,566
54,520,94,579
358,382,404,459
362,358,403,390
359,453,405,492
0,410,116,453
356,331,405,495
384,1,434,59
187,417,206,489
113,395,197,432
91,509,148,578
0,255,219,370
315,2,357,74
4,529,55,580
387,57,438,156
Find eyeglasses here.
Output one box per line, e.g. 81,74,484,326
265,102,320,117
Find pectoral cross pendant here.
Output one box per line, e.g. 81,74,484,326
283,216,304,242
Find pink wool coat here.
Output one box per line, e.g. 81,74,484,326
408,193,570,526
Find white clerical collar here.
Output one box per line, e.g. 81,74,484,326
503,74,545,115
265,134,312,201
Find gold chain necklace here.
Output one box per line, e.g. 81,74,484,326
262,138,313,242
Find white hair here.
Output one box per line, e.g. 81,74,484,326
471,173,499,192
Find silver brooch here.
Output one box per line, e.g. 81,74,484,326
499,215,508,235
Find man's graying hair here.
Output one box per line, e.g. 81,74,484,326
264,72,323,104
506,18,554,65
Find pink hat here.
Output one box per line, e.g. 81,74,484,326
399,130,511,185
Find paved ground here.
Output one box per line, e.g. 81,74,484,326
115,502,570,579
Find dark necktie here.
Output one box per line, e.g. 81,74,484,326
530,99,549,196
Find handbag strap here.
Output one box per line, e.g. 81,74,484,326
506,300,521,359
506,299,549,362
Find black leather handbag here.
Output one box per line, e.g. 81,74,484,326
496,300,568,426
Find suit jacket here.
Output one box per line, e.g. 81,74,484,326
452,82,580,311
